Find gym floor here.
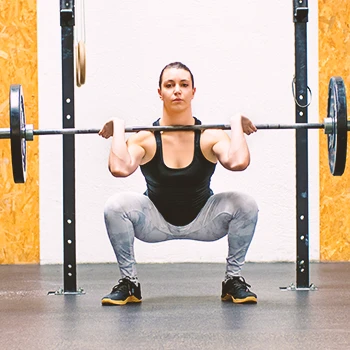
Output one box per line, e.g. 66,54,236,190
1,262,349,350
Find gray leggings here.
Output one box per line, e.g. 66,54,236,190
104,191,259,279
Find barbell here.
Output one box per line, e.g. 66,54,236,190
0,76,348,183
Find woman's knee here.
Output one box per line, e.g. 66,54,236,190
104,192,142,217
237,192,258,214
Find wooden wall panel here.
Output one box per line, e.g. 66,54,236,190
0,1,39,264
319,0,350,260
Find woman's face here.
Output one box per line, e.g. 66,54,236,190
158,68,196,113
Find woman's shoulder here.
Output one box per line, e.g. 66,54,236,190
201,128,228,142
127,130,154,145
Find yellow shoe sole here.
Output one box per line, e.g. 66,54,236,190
221,294,257,304
101,296,142,306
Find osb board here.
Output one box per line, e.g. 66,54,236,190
0,1,39,264
319,0,350,261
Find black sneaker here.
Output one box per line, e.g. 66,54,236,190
101,278,142,306
221,276,257,304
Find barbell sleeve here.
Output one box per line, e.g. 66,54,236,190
0,128,10,139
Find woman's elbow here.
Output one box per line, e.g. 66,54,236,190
235,160,250,171
108,165,131,178
224,158,250,171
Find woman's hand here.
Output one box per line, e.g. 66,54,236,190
230,114,257,135
98,118,125,139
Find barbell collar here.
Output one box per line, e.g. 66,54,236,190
324,117,333,135
25,124,34,141
322,118,350,135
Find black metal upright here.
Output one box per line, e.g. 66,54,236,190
293,0,311,289
59,0,79,294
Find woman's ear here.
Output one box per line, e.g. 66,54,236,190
192,87,196,98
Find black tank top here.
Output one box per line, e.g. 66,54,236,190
140,117,216,226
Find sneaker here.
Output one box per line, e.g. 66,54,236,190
101,278,142,306
221,276,257,304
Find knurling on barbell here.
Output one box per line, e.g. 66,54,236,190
3,77,349,183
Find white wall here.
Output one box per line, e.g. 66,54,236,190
37,0,320,265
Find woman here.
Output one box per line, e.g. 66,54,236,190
98,62,259,305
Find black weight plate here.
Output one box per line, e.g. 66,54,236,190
9,84,27,183
327,76,347,176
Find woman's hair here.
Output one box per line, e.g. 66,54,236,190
158,62,194,89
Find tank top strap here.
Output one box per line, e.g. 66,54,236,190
152,118,162,149
193,116,202,149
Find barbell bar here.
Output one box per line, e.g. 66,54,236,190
1,76,348,183
0,122,343,138
4,120,350,138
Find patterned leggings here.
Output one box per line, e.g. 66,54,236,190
104,191,259,279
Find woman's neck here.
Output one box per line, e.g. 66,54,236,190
160,109,194,126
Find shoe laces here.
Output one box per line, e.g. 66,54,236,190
228,277,251,291
111,278,133,294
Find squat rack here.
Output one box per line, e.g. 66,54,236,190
280,0,316,291
50,0,82,295
52,0,316,294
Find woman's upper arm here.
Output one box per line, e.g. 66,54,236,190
126,135,147,169
211,131,231,163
